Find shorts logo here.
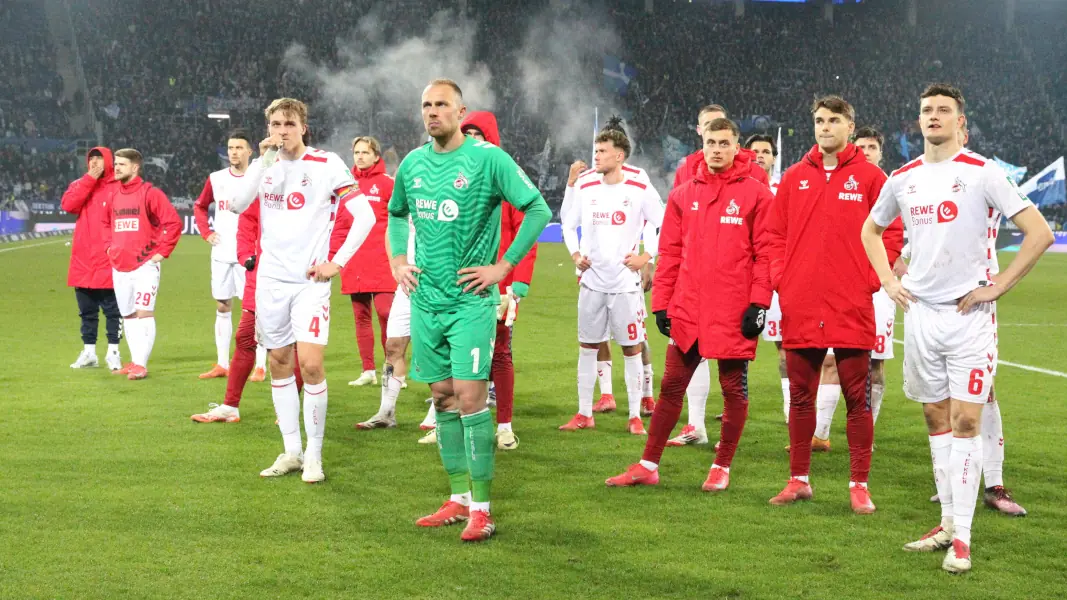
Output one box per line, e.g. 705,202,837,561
844,174,859,191
287,192,306,210
322,305,330,322
936,200,958,223
611,211,626,225
453,171,468,189
115,218,139,232
438,199,459,222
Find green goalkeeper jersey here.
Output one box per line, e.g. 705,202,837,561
388,136,548,313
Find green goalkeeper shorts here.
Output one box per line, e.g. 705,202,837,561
410,304,496,383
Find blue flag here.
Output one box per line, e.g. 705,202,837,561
993,156,1027,184
603,55,637,96
1020,157,1065,207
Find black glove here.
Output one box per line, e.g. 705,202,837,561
741,304,767,339
654,310,671,338
243,255,256,272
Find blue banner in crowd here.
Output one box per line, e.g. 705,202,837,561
603,55,637,96
1020,157,1065,207
993,156,1027,184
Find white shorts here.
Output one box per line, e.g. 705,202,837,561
872,288,896,360
902,300,997,405
255,281,332,349
386,285,411,339
577,287,646,346
114,262,161,315
762,292,782,342
211,260,246,301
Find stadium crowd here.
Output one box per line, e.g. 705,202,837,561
1,0,1064,219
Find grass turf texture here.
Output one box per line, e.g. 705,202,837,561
3,239,1066,599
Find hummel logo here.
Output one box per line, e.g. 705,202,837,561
799,180,809,190
413,177,422,189
691,201,699,211
907,185,917,194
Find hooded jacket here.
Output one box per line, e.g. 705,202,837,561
61,147,120,288
674,147,770,189
653,150,773,360
461,110,539,295
765,143,892,350
236,199,260,311
330,156,395,294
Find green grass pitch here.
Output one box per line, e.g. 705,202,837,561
2,238,1065,599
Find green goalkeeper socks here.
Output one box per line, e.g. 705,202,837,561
435,409,470,496
462,409,495,503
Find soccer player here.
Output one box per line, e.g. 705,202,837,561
812,127,903,448
339,135,396,389
62,146,123,372
765,96,884,514
460,110,538,450
190,195,305,423
388,79,550,542
101,148,182,380
605,118,773,490
194,129,267,381
561,127,664,435
229,98,376,484
862,84,1052,572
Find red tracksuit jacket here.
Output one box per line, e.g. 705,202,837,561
102,176,181,272
61,147,121,289
653,152,773,360
236,199,260,311
330,158,395,294
765,143,893,350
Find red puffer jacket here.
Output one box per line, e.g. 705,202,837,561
673,147,769,189
765,143,890,350
236,199,260,310
330,158,394,294
653,151,773,360
61,147,120,289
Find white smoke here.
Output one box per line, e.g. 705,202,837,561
281,9,494,160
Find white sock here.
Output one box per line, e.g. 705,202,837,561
303,381,328,462
272,375,302,457
795,475,809,483
870,383,885,424
639,459,658,471
814,383,841,440
781,378,791,424
497,422,512,432
982,400,1004,488
950,435,983,546
84,343,96,353
597,360,613,396
623,353,644,419
686,359,710,429
849,480,867,489
255,344,267,370
214,311,232,369
929,431,954,526
471,500,490,513
107,343,120,355
140,317,156,367
123,318,141,366
450,491,471,506
578,348,598,417
381,367,403,415
642,363,654,398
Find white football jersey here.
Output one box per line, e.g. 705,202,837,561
206,168,244,263
563,175,664,293
560,164,651,223
255,147,356,285
870,149,1031,303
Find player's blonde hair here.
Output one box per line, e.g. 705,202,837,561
264,98,309,125
114,148,143,166
352,136,382,157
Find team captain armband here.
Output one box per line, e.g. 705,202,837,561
334,184,359,201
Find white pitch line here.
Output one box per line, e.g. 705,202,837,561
892,338,1067,378
0,239,67,253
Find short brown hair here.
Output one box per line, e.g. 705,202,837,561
427,78,463,101
852,126,884,149
264,97,309,125
114,148,143,166
920,83,965,114
352,136,382,156
595,129,631,158
699,104,728,119
811,95,855,122
703,117,740,140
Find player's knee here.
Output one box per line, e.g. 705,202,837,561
621,343,642,358
134,310,154,319
385,337,407,362
216,300,232,313
951,412,981,437
922,402,951,433
869,361,886,386
597,342,612,360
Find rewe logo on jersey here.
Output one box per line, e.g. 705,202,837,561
438,199,459,222
611,211,626,225
115,218,139,232
453,171,468,190
937,200,958,223
844,175,859,191
287,192,306,210
726,199,740,215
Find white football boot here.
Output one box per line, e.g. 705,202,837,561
70,348,99,369
260,453,303,477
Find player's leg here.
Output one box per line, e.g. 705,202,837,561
668,358,710,446
705,359,750,491
606,341,701,486
640,339,655,416
776,343,789,423
612,291,649,433
620,342,646,434
202,260,235,378
763,293,789,423
770,347,824,505
812,351,840,449
564,286,608,428
358,289,410,429
490,321,518,449
835,348,875,514
980,384,1025,515
99,289,123,370
290,282,332,483
71,288,101,368
596,340,614,409
348,293,377,386
112,269,137,375
192,308,256,424
125,262,160,380
373,291,393,354
256,283,303,477
870,288,896,425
